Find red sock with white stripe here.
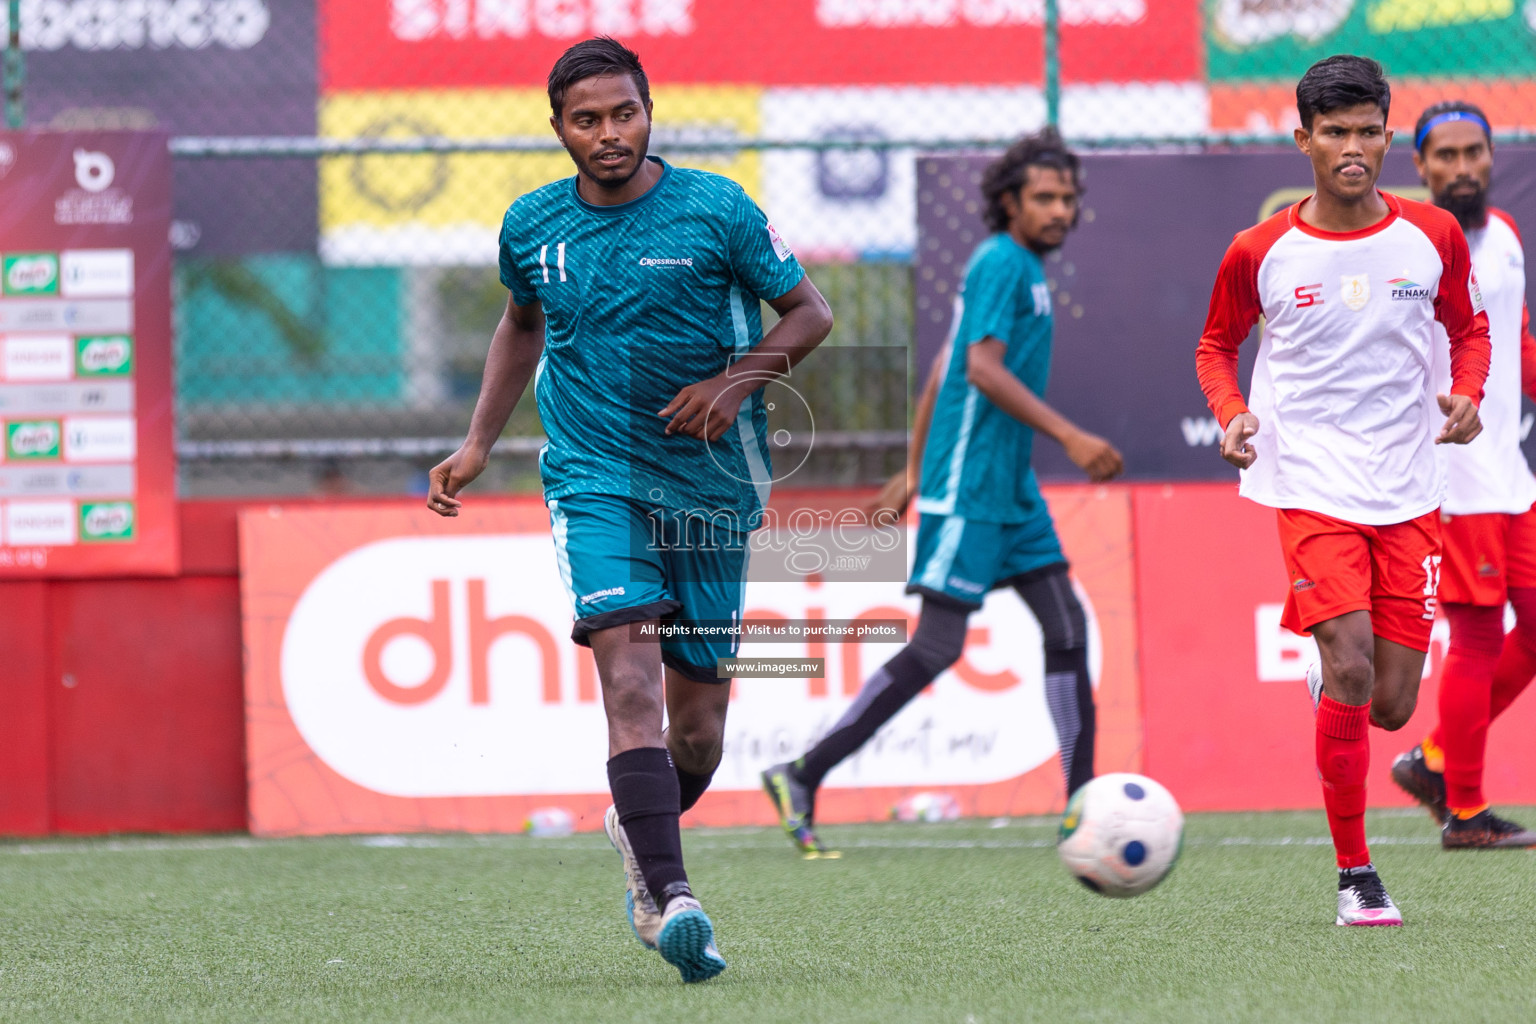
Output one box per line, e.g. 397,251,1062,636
1317,696,1372,869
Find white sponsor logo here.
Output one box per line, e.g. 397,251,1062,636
1179,416,1224,447
0,142,15,179
2,335,72,382
1253,604,1450,682
816,0,1145,28
5,501,74,546
390,0,693,41
577,585,626,603
64,417,136,462
637,257,694,267
1340,273,1370,311
4,0,270,51
277,530,1099,797
1210,0,1349,46
61,250,134,299
73,149,114,193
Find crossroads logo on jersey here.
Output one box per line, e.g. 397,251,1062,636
767,222,793,262
2,254,60,296
1339,273,1370,311
77,336,134,376
1293,283,1323,308
7,421,62,460
1388,277,1430,301
80,502,136,543
638,257,694,267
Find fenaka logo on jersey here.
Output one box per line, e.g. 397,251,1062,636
1388,277,1430,301
1293,283,1323,308
1340,274,1370,311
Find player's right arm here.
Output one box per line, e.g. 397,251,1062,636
965,340,1123,481
1195,233,1265,469
427,292,545,516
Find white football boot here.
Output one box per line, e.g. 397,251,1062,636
1336,865,1403,926
603,805,662,949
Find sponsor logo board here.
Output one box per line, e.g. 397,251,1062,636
5,500,75,546
64,417,137,462
2,254,60,296
79,501,135,542
6,420,62,460
76,335,134,376
318,87,761,265
242,491,1141,834
2,335,73,382
61,250,134,298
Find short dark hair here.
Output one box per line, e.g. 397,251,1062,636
1296,55,1390,130
1414,99,1492,152
547,37,650,121
980,127,1082,233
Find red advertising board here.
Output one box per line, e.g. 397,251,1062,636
0,132,178,577
241,487,1140,836
321,0,1200,91
1135,484,1536,812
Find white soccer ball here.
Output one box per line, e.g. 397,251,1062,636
1057,773,1184,898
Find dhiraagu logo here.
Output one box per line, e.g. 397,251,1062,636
2,254,60,296
77,335,134,376
7,420,61,459
80,502,136,542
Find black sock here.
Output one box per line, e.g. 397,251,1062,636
794,601,968,791
1013,566,1096,796
676,765,715,814
1044,647,1096,795
607,747,690,910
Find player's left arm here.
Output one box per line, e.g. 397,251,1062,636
660,194,833,441
1431,215,1491,444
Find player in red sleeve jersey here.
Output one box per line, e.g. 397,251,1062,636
1196,56,1492,926
1389,102,1536,849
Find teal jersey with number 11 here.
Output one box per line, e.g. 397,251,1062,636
499,158,805,523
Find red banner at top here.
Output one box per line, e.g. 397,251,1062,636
320,0,1200,91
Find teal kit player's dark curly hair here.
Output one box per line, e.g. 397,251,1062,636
980,127,1083,233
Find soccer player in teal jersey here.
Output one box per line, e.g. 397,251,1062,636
427,37,832,982
764,130,1123,855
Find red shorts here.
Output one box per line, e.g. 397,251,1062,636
1439,502,1536,606
1276,508,1442,652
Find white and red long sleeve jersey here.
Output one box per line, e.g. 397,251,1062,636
1197,192,1492,525
1431,207,1536,515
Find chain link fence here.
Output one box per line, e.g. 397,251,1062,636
4,0,1535,495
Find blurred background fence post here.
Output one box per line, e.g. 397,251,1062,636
3,0,21,129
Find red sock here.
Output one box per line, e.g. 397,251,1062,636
1437,603,1504,812
1489,587,1536,723
1316,696,1371,870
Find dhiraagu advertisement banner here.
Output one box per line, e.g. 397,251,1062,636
1207,0,1536,79
319,86,762,266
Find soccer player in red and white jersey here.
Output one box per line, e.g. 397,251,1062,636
1389,102,1536,848
1196,56,1492,926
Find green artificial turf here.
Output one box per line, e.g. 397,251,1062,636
2,810,1534,1023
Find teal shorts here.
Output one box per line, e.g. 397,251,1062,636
906,508,1066,610
548,492,748,683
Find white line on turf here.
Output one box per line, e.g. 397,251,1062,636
1,833,1448,856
